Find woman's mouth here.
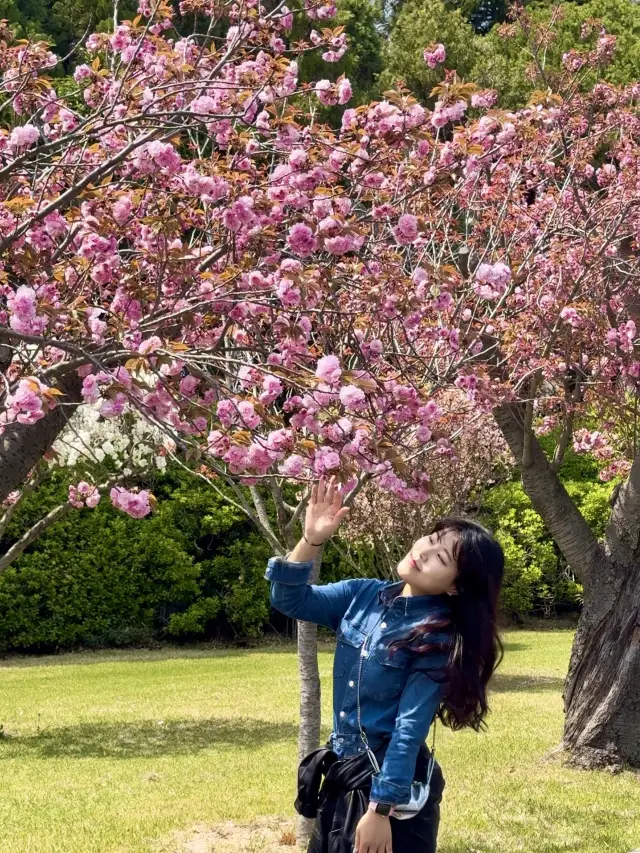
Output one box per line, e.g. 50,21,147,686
408,554,419,571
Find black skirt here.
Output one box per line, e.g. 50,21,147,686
296,741,445,853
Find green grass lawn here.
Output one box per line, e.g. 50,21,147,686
0,630,638,853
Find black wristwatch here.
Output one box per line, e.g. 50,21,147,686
369,801,393,817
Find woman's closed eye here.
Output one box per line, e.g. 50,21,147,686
428,534,447,566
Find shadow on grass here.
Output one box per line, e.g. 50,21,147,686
0,717,298,759
489,673,565,693
501,642,530,652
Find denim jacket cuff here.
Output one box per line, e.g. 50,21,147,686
264,556,314,585
370,775,410,806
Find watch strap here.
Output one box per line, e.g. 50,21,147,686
368,801,393,817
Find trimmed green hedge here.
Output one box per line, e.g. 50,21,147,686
0,469,270,651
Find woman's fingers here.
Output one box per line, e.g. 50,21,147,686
310,482,318,507
333,506,350,526
385,841,393,853
325,475,337,506
317,475,326,505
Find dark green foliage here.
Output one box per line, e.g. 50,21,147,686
0,468,270,651
479,442,616,619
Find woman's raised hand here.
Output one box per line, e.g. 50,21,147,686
304,475,350,545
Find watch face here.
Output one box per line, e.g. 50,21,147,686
375,803,392,816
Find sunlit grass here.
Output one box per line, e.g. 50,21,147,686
0,631,638,853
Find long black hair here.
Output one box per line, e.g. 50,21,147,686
389,517,505,732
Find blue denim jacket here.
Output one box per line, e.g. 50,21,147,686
265,556,452,806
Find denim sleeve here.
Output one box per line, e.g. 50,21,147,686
369,664,446,805
265,556,366,631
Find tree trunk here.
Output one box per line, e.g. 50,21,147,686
562,556,640,770
0,372,83,503
562,451,640,770
493,402,640,770
296,546,323,849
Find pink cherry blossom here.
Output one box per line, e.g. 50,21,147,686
139,336,163,355
5,379,48,425
423,43,446,69
287,222,317,256
10,124,40,150
279,454,305,477
315,79,337,107
339,384,367,410
315,355,342,385
110,487,152,518
393,214,419,245
337,78,352,105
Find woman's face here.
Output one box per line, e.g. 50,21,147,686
397,528,459,596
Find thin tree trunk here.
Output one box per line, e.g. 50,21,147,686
492,402,640,769
296,545,323,849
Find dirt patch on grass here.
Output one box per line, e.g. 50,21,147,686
159,817,299,853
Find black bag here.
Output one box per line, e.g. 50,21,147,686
296,741,445,853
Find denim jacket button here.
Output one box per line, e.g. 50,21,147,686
348,680,355,687
380,622,387,629
340,711,346,718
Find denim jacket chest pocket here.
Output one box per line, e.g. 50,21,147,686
361,641,410,701
335,617,411,701
334,619,366,677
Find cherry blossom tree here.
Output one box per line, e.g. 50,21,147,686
1,2,639,819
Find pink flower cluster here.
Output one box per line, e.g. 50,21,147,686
7,285,47,335
572,429,610,457
110,487,152,518
605,320,636,353
599,459,631,482
9,123,39,150
5,378,51,425
287,222,317,256
393,214,419,245
559,306,582,328
474,261,511,300
315,354,342,385
423,43,446,69
133,140,182,175
182,166,230,203
431,100,467,129
314,77,352,106
471,90,497,109
305,0,337,20
81,368,132,418
69,482,101,509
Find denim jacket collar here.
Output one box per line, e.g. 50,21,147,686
377,581,451,613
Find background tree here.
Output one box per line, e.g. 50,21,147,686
380,0,477,101
344,391,511,575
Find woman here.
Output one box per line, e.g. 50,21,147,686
265,476,505,853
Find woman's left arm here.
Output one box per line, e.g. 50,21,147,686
369,663,446,806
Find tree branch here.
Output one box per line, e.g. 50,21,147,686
249,485,283,552
492,402,602,586
0,465,47,539
0,501,73,573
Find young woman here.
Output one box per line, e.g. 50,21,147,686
265,476,505,853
